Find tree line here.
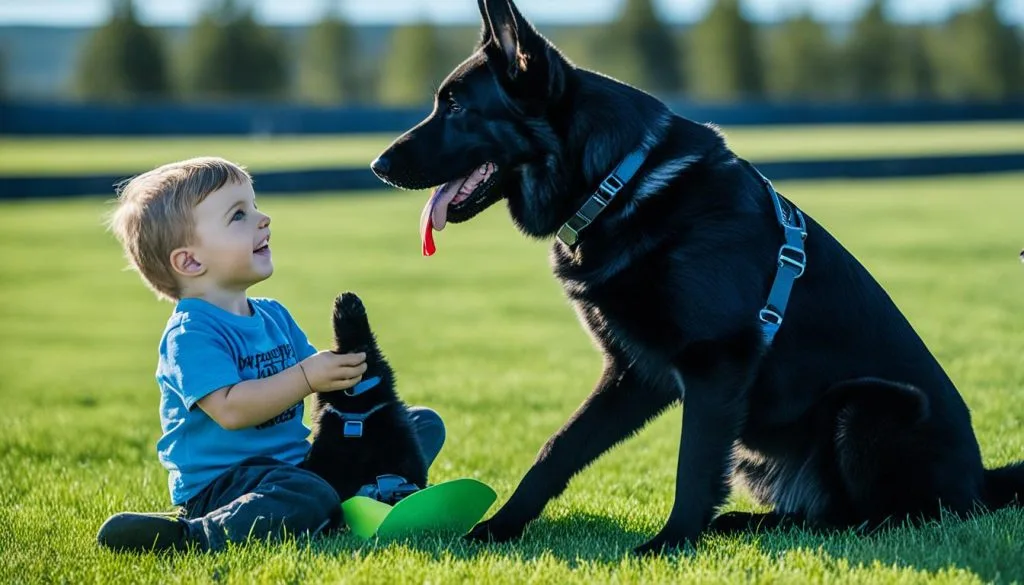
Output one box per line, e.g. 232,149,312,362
72,0,1024,105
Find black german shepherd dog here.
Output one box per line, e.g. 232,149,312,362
370,0,1023,554
300,293,428,506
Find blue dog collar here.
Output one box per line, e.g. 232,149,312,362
556,145,651,247
345,376,382,397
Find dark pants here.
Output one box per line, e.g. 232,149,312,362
180,406,445,551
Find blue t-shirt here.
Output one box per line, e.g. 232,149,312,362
155,297,318,505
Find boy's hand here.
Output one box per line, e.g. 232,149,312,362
299,351,367,393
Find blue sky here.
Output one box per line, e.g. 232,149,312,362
0,0,1022,26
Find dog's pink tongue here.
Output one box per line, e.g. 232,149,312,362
420,210,436,256
419,179,465,257
419,191,440,256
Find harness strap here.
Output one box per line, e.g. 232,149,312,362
555,148,806,346
744,160,807,345
323,401,392,438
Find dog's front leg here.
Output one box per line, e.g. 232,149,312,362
467,361,680,543
634,337,760,555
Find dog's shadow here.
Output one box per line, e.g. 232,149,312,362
312,508,1024,580
311,512,647,565
703,508,1024,583
471,513,653,563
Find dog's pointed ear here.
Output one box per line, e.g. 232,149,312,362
479,0,567,108
481,0,535,80
476,0,492,47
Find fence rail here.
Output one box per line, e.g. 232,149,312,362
3,153,1023,200
3,100,1024,136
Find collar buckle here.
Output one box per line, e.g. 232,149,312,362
759,307,783,327
556,145,651,248
778,244,806,277
556,223,580,246
599,175,624,198
343,420,364,438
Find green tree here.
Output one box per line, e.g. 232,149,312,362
298,3,362,104
765,12,840,101
74,0,170,102
179,0,289,100
932,0,1023,99
688,0,765,102
844,0,898,99
591,0,684,95
378,21,447,106
890,26,936,100
547,26,601,71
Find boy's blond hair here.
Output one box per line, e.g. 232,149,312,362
108,156,252,302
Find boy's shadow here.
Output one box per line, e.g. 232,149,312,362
314,508,1024,580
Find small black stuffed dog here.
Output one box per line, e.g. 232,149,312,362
300,292,428,505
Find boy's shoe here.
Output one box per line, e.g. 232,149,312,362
97,512,191,553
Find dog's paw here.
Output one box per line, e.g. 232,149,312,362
632,532,695,557
332,292,372,353
707,511,759,534
334,291,367,320
707,511,788,535
464,517,526,544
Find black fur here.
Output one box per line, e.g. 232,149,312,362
371,0,1024,554
300,293,428,505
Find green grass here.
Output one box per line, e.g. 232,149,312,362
2,121,1024,176
1,174,1023,583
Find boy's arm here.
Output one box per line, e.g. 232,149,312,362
197,351,368,431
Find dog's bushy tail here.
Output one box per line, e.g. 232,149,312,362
983,461,1024,510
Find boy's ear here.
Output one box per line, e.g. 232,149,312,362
170,248,205,278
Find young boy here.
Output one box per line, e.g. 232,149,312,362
98,156,445,552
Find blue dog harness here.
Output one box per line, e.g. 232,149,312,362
556,148,807,346
743,160,807,345
322,375,384,438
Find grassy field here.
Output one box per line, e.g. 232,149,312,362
2,121,1024,176
1,173,1023,584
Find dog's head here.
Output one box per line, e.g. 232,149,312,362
371,0,668,243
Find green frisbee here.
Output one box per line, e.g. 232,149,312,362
341,478,497,540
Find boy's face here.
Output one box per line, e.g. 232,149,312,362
185,181,273,291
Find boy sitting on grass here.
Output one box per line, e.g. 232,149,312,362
98,156,445,553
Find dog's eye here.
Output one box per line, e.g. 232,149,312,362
447,97,463,114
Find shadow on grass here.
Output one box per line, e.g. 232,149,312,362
309,511,651,565
711,507,1024,584
307,506,1024,580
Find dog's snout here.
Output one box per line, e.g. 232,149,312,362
370,155,391,178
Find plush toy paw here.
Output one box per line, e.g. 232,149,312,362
332,292,373,354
